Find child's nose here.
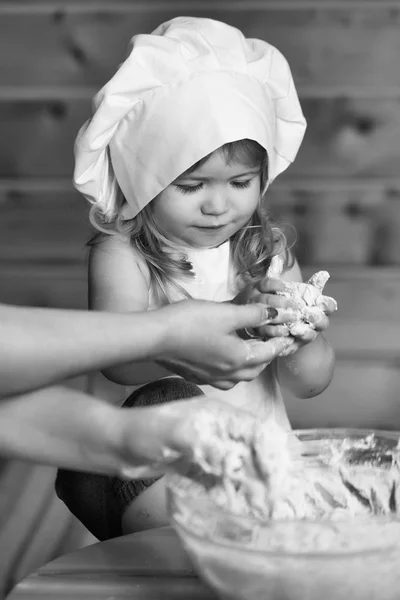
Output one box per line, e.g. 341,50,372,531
201,191,229,216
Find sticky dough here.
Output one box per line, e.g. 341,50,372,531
185,415,400,522
267,255,337,337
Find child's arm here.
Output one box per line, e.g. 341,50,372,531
276,258,335,399
88,234,172,385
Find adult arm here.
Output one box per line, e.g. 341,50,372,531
0,299,292,398
0,385,261,478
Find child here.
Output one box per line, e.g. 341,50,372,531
56,17,336,539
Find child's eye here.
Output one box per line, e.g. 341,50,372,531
175,183,203,194
231,180,251,189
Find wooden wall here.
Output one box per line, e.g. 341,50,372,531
1,0,400,426
1,0,400,592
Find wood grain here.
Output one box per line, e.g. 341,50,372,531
0,190,92,262
1,97,400,179
0,461,34,533
3,0,400,9
0,465,57,597
11,495,73,590
7,528,212,600
268,185,389,265
287,358,400,430
0,8,400,93
0,263,87,308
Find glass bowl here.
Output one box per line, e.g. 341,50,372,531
166,428,400,600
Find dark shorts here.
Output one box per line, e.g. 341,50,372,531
55,377,204,540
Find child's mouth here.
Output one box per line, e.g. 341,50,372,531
196,224,227,231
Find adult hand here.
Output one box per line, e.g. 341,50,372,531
154,299,296,390
116,396,258,480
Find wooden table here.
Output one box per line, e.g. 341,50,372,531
7,527,217,599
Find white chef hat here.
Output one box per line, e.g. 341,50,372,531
74,16,306,221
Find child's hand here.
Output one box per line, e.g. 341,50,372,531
238,256,338,351
233,277,293,310
264,257,338,355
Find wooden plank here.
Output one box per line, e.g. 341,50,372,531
52,517,96,559
2,1,400,12
10,494,74,590
0,460,35,532
9,495,96,592
268,186,387,265
0,465,58,599
302,265,400,323
0,8,399,92
9,575,211,600
2,184,398,265
327,318,400,360
0,190,93,262
0,263,87,309
286,359,400,431
298,96,400,179
1,97,400,180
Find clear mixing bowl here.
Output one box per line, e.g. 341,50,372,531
166,428,400,600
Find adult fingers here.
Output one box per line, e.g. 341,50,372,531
230,302,297,333
242,336,296,367
228,302,274,331
224,361,276,383
157,359,238,390
277,339,302,357
264,306,300,323
119,397,257,481
256,293,289,309
237,306,299,341
255,322,293,339
163,397,259,477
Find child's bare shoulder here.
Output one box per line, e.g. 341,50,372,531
89,232,151,285
88,233,151,311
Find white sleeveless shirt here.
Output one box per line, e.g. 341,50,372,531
145,240,292,428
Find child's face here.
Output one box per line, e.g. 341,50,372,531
151,150,261,249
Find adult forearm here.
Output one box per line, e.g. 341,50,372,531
0,386,128,474
102,360,172,386
0,304,167,398
277,334,335,399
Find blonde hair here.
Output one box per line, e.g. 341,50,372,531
89,139,292,305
